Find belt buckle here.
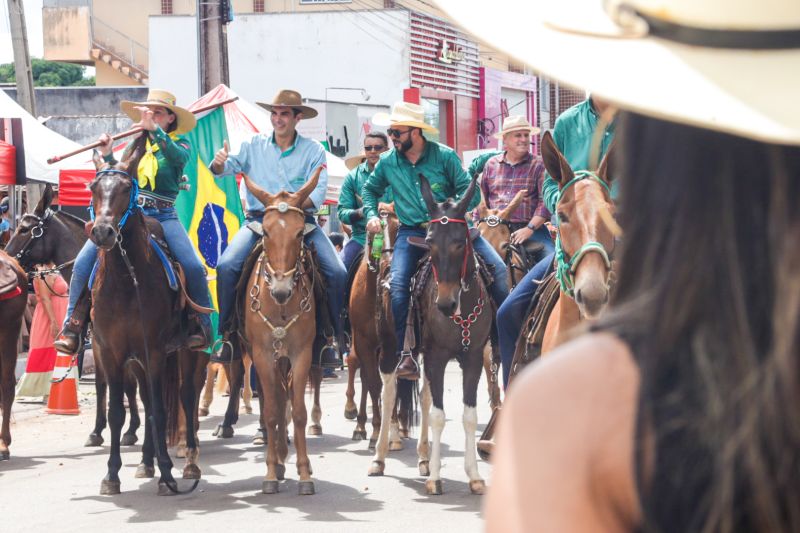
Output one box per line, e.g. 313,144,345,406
136,196,146,207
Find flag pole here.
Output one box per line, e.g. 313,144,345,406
46,96,239,165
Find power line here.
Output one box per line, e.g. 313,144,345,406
336,4,409,48
349,0,411,36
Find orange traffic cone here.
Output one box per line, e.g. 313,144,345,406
46,353,80,415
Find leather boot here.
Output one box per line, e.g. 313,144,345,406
210,333,236,363
395,351,420,380
186,313,212,351
319,339,342,368
54,288,91,355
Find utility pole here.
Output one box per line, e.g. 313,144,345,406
198,0,230,95
7,0,36,116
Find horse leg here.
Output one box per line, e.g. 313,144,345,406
425,359,448,496
368,371,397,476
86,368,108,447
198,362,216,417
417,375,432,477
100,371,126,494
463,352,486,495
150,364,178,495
291,363,314,495
308,366,323,436
180,350,202,480
367,365,382,450
256,358,282,494
389,390,404,451
352,363,368,441
243,355,253,414
0,336,17,460
483,345,501,410
215,358,243,438
121,374,140,446
344,352,359,420
134,369,155,479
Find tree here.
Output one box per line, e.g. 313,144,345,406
0,58,94,86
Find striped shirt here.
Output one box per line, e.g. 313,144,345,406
479,152,550,223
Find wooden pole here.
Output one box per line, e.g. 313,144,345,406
7,0,35,116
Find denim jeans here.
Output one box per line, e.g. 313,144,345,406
216,215,347,337
497,250,554,388
64,207,212,329
390,226,509,355
528,226,555,260
340,239,364,274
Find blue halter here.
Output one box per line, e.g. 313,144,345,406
88,169,141,229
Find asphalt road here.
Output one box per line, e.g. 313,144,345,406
0,361,493,532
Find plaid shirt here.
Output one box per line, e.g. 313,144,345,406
479,151,550,223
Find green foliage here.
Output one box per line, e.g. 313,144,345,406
0,59,94,87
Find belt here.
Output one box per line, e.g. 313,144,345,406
137,196,174,209
401,223,428,230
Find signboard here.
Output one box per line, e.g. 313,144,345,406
437,38,465,64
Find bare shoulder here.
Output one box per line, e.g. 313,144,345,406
486,332,641,533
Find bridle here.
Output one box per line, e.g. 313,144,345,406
256,201,308,297
11,209,53,262
368,209,395,272
477,213,512,229
89,168,141,236
554,170,614,298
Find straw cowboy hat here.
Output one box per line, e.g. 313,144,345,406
345,153,367,170
120,89,196,135
257,89,319,119
493,115,541,139
434,0,800,146
373,102,439,134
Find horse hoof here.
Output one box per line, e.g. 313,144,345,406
0,450,9,461
344,406,358,420
308,424,323,436
85,433,104,447
276,463,286,481
368,438,377,451
135,464,155,478
298,480,315,496
100,480,121,495
368,460,385,476
262,480,279,494
399,429,410,439
425,479,443,496
176,445,187,459
183,464,201,480
121,433,138,446
469,479,486,495
389,440,404,451
418,460,430,477
244,406,253,415
213,424,234,438
158,481,177,496
253,429,266,446
198,406,209,417
352,429,367,441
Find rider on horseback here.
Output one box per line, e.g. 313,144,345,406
55,90,213,354
362,101,509,380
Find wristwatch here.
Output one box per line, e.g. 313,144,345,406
526,222,536,230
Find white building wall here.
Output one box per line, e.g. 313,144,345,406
149,16,200,106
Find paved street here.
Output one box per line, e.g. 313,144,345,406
0,361,493,532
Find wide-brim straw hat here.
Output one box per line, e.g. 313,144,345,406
434,0,800,146
257,89,319,119
373,102,439,134
345,153,366,170
493,115,541,139
121,90,196,135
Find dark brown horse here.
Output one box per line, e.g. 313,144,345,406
240,167,323,495
5,184,142,448
89,142,204,495
0,251,28,460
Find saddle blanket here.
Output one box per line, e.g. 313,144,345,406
88,236,179,292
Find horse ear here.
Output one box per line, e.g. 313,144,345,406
454,177,478,215
419,174,439,216
596,141,616,184
92,149,106,171
498,189,528,220
541,131,574,186
35,184,54,216
242,172,274,207
293,165,323,207
476,200,489,219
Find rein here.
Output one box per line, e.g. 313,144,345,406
89,169,141,230
12,209,53,262
554,170,613,298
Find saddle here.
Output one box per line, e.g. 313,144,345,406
0,255,22,298
342,247,366,336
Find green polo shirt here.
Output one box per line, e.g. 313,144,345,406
338,161,393,246
363,141,481,227
543,99,616,213
468,150,502,178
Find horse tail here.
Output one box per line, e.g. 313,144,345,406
397,378,419,430
163,353,181,448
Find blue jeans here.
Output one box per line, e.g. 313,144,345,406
527,226,555,260
216,215,347,337
340,239,364,274
497,250,554,388
65,207,212,329
391,226,509,355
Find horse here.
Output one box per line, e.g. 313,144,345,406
4,184,142,448
88,141,205,495
239,167,323,495
0,251,28,460
369,175,492,496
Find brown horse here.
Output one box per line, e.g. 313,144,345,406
539,131,615,352
476,188,532,289
88,142,204,495
0,251,28,460
4,185,143,448
240,167,323,496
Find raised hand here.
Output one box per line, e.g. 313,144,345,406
212,140,230,172
97,133,113,156
134,106,157,131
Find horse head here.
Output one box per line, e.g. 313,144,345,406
88,139,144,250
420,173,479,317
541,131,615,319
476,188,528,257
243,165,323,305
5,184,56,267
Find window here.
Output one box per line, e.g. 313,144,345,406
161,0,173,15
254,0,265,12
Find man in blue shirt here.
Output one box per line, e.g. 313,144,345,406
210,89,347,366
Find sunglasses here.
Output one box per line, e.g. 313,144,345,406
387,128,413,138
364,145,386,152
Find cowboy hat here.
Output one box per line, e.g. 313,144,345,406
345,153,366,170
493,115,541,139
434,0,800,146
257,89,318,119
373,102,439,134
120,89,196,135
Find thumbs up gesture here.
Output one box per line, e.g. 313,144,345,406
212,140,230,173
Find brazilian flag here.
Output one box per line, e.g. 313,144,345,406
175,106,244,344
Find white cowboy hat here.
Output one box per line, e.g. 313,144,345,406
434,0,800,146
345,153,366,170
373,102,439,134
120,89,196,135
493,115,541,139
257,89,319,119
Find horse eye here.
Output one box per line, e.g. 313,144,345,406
558,212,569,224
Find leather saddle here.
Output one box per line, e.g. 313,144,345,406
0,255,21,296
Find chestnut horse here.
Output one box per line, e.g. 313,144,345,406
0,251,28,460
240,168,322,496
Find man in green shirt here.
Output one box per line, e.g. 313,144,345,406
362,102,509,379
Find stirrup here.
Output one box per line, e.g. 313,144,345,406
395,350,419,373
210,338,234,363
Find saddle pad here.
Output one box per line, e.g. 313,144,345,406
88,239,179,292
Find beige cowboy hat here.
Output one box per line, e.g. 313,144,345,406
493,115,541,139
257,89,319,119
120,89,196,135
434,0,800,146
345,153,367,170
372,101,439,134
